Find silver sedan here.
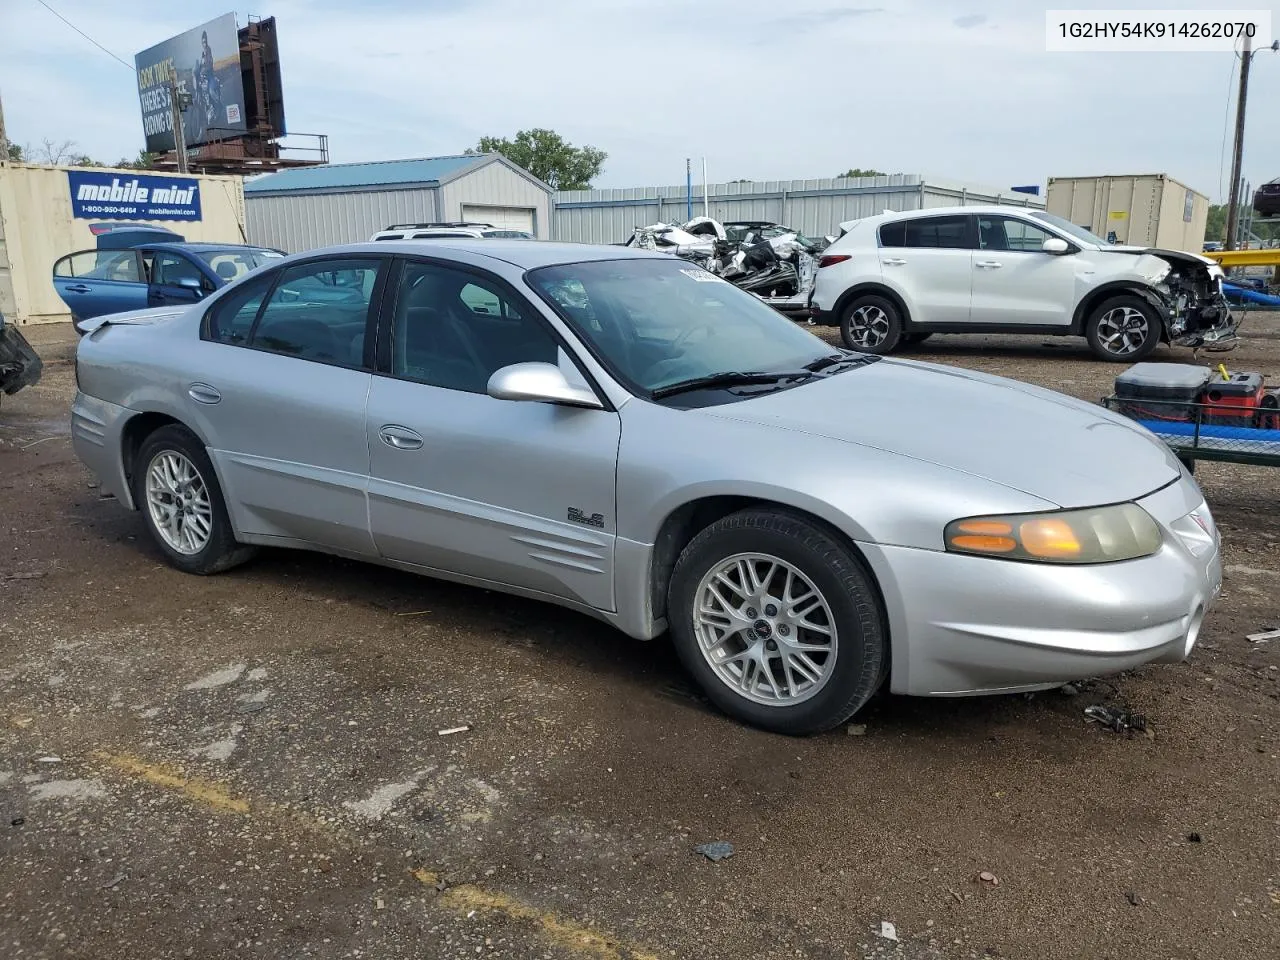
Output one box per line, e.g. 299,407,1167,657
71,241,1222,735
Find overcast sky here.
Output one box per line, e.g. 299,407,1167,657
1,0,1275,199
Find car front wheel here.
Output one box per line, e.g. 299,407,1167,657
133,424,256,575
840,295,903,354
1085,295,1162,362
668,509,887,735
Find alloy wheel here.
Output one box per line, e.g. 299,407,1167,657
1096,306,1150,356
693,552,838,706
846,305,891,348
144,450,214,555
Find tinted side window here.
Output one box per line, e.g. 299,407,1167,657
390,261,558,394
153,253,210,289
902,216,972,249
249,258,381,368
206,271,276,345
877,221,905,247
55,250,142,282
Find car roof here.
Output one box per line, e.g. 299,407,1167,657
336,240,671,269
136,242,276,253
838,204,1047,231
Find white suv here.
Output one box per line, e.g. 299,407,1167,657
370,222,534,241
809,205,1232,361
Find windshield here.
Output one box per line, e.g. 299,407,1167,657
526,257,838,398
1027,210,1112,247
196,248,283,281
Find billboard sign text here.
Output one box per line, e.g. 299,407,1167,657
134,13,246,153
68,171,203,222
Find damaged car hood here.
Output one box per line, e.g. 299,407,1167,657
700,359,1181,509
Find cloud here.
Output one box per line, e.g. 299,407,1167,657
954,14,987,29
764,6,884,33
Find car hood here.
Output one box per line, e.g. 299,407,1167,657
700,359,1181,509
1100,245,1218,270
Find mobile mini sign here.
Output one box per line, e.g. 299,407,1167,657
67,171,203,222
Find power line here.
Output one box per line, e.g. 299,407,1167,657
33,0,135,72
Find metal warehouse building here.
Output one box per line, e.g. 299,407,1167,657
245,153,554,253
552,174,1045,245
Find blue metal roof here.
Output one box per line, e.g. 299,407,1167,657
244,154,486,194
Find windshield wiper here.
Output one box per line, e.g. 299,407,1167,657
803,351,878,372
650,370,812,399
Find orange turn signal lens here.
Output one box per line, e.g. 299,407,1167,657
949,534,1018,553
954,520,1014,537
1018,518,1083,559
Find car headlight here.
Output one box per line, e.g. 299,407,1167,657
944,503,1162,564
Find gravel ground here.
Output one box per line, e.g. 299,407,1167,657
1,320,1278,960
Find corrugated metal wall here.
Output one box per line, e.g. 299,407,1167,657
245,186,439,253
0,162,246,325
552,175,1044,244
438,163,551,238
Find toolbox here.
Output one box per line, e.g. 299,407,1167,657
1113,363,1212,422
1203,370,1265,426
1259,389,1280,431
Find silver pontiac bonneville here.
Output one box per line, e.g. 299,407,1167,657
71,240,1221,735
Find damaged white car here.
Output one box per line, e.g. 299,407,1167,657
809,206,1235,361
624,217,831,317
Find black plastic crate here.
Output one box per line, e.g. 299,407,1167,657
1113,363,1211,422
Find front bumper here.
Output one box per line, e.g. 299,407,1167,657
862,477,1221,696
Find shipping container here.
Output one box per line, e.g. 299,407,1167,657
1045,174,1210,253
0,161,246,325
552,174,1045,245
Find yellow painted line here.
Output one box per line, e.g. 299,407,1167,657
92,751,250,815
411,868,662,960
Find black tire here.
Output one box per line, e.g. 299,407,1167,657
902,332,933,346
132,424,256,575
1085,295,1163,362
667,509,887,736
839,294,903,354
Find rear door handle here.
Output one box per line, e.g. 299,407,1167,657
188,382,221,404
379,425,424,450
64,284,91,293
882,257,907,266
975,260,1004,269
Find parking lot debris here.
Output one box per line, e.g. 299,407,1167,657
2,571,46,581
1084,704,1148,734
1125,891,1141,906
1187,832,1202,843
878,921,899,942
693,841,734,862
1246,627,1280,644
35,756,63,763
1059,683,1080,697
978,871,1000,886
101,873,127,890
437,725,471,737
11,818,25,827
846,723,867,736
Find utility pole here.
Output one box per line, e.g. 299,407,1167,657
168,73,191,174
1224,35,1252,251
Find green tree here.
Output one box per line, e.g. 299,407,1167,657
114,150,157,170
5,142,22,162
1207,202,1280,243
838,168,887,179
471,128,606,191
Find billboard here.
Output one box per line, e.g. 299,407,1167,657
68,170,203,222
135,13,247,153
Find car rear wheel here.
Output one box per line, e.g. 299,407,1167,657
1085,295,1162,362
133,425,256,575
840,295,903,354
668,509,886,735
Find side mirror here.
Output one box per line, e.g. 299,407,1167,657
1042,237,1070,255
487,362,603,409
176,276,204,296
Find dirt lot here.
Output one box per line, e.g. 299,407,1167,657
2,320,1278,960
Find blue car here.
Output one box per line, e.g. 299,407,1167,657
54,241,285,334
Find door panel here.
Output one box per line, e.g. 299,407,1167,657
148,252,212,309
878,215,974,325
52,249,148,319
366,375,620,610
970,215,1076,326
192,257,385,554
366,258,619,611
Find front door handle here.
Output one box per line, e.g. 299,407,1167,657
379,425,424,450
975,260,1004,269
64,284,91,294
188,382,221,404
882,257,907,266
